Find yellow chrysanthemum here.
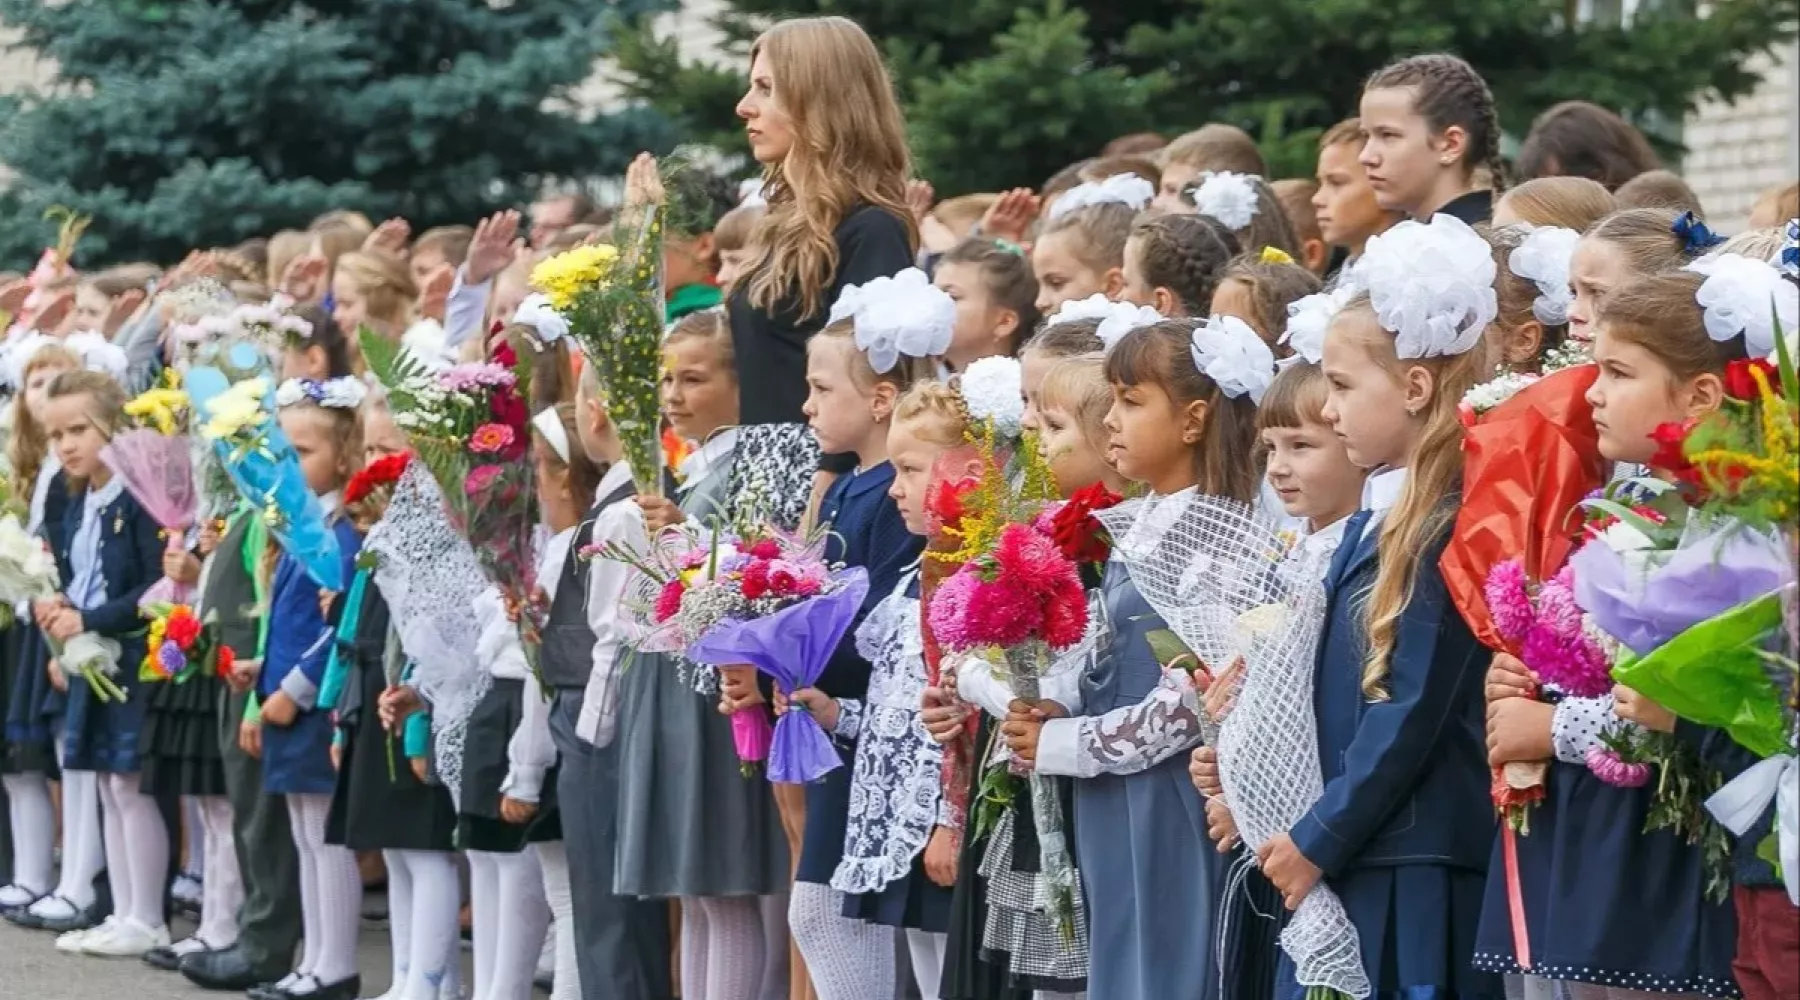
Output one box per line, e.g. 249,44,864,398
201,379,269,442
529,244,621,311
125,387,191,435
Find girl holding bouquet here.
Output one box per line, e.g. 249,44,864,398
1475,269,1752,999
255,380,365,999
1260,216,1500,1000
776,284,931,1000
619,310,791,1000
39,370,170,957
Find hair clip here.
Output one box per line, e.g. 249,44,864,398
1258,247,1294,266
532,407,571,464
1781,218,1798,279
1672,211,1725,254
992,238,1026,257
276,376,367,410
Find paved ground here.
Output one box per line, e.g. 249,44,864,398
0,906,470,1000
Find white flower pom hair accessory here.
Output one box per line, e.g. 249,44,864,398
1048,173,1156,221
1686,252,1800,360
1281,287,1356,366
827,267,954,374
1508,226,1581,327
1191,315,1276,404
1191,172,1261,231
513,293,570,344
956,355,1026,439
276,376,368,410
1045,294,1163,352
1358,214,1498,359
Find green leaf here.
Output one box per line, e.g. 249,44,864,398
1144,628,1200,674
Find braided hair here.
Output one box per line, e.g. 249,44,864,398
1127,214,1242,315
1365,54,1505,194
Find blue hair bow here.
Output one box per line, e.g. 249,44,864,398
1781,218,1798,277
1672,211,1725,255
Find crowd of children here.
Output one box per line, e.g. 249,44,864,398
1,16,1798,1000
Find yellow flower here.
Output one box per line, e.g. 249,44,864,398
529,244,621,311
125,387,191,435
201,378,270,442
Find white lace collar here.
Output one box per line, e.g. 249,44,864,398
678,427,739,490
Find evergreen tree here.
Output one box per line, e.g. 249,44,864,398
0,0,677,267
608,0,1798,195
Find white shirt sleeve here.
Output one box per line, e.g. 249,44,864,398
1552,694,1616,764
443,265,493,348
502,679,556,803
573,503,644,746
1034,671,1204,779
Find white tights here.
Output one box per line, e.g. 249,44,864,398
788,881,896,1000
30,768,103,917
468,849,550,1000
183,795,241,950
535,842,581,1000
97,771,170,930
1,771,55,903
384,849,463,1000
286,794,362,987
681,896,767,1000
904,930,946,1000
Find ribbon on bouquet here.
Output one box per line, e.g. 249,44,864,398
1705,754,1798,905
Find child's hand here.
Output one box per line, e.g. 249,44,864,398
788,687,839,733
1189,746,1223,798
624,153,666,209
45,608,83,642
1612,685,1677,734
980,188,1040,243
410,757,428,783
1485,652,1536,703
1201,657,1245,722
500,795,538,826
1009,698,1066,721
259,690,298,727
364,217,413,258
239,720,263,759
163,547,202,586
46,657,66,694
923,826,959,887
330,743,343,772
1205,796,1239,852
417,264,456,323
905,178,936,225
280,252,330,302
228,657,261,693
717,665,765,714
378,685,424,731
31,596,65,626
635,495,685,534
999,706,1045,765
920,686,969,745
1257,833,1322,911
1485,696,1554,766
466,210,523,286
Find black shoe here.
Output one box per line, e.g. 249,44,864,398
179,945,285,992
535,970,554,993
308,975,362,1000
17,895,107,934
143,944,183,971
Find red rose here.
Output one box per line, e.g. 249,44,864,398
1648,420,1698,482
740,560,771,600
768,568,800,596
1724,358,1779,401
215,645,236,680
746,539,782,560
164,608,203,648
1069,482,1124,513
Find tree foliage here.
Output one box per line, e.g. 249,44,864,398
0,0,680,267
608,0,1799,195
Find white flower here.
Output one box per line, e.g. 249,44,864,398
513,293,569,344
62,332,129,385
1095,303,1167,352
1686,252,1800,360
828,268,954,374
1281,287,1355,366
276,313,315,339
0,514,59,598
1508,226,1581,327
1359,214,1497,359
1461,371,1540,417
1048,174,1156,220
277,376,367,410
1192,172,1261,231
1190,315,1276,404
958,356,1025,439
1046,293,1121,328
400,319,456,372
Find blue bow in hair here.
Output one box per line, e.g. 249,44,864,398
1672,211,1725,254
1781,219,1798,277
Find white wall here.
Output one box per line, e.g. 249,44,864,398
1680,40,1800,234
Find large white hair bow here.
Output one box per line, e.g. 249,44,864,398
1044,294,1162,351
1282,287,1356,366
1686,253,1800,360
1049,174,1156,220
1358,214,1497,360
1192,172,1261,231
827,267,954,374
1508,226,1581,327
1191,315,1276,404
958,356,1026,439
513,293,570,344
62,331,130,386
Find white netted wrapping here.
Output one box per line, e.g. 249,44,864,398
1094,491,1369,998
362,461,493,808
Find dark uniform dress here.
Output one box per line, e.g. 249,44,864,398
138,520,231,796
3,470,71,777
257,519,360,797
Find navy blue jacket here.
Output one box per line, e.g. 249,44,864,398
1290,509,1494,877
813,462,922,701
55,481,164,638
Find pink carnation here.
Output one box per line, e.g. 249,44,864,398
653,580,685,622
1484,558,1533,644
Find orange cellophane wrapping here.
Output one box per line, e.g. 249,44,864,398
922,542,975,835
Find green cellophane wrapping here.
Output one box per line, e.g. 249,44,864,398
1612,592,1789,758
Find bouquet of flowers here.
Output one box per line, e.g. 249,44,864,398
0,514,130,700
193,376,345,591
104,381,200,607
361,330,541,670
139,602,232,683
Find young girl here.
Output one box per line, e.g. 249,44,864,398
1261,216,1501,999
1118,214,1242,318
1257,362,1367,553
1191,172,1302,260
1213,254,1325,349
256,379,366,999
1003,316,1270,1000
714,202,766,293
331,250,418,342
1034,178,1154,314
1359,53,1502,224
38,370,170,957
777,285,933,1000
279,304,356,382
1492,177,1617,233
618,311,789,1000
932,238,1041,369
1568,209,1698,344
322,408,462,1000
1020,314,1106,429
1,342,82,925
1474,269,1753,1000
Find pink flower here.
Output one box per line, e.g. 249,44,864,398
469,423,515,455
927,570,981,650
964,576,1045,646
438,363,516,393
1586,744,1651,787
653,579,685,622
1041,577,1089,649
464,464,503,496
678,548,709,571
993,522,1078,598
1484,558,1533,645
1535,568,1584,637
746,538,782,560
740,560,771,600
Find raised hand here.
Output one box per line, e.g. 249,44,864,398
980,188,1040,244
624,153,666,210
365,217,413,258
466,210,522,286
418,263,456,322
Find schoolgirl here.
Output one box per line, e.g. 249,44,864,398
253,377,366,999
1492,177,1617,233
1211,255,1325,350
1118,213,1243,319
931,238,1041,369
1189,172,1302,260
1358,54,1502,225
1263,215,1502,999
618,310,790,1000
773,270,935,1000
1032,176,1155,314
36,369,170,957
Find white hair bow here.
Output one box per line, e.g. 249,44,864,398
827,267,954,374
513,293,570,345
1508,226,1581,327
1191,315,1276,404
62,331,131,386
1358,214,1497,360
1686,252,1800,360
1192,172,1261,231
1049,174,1156,220
1281,287,1356,366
